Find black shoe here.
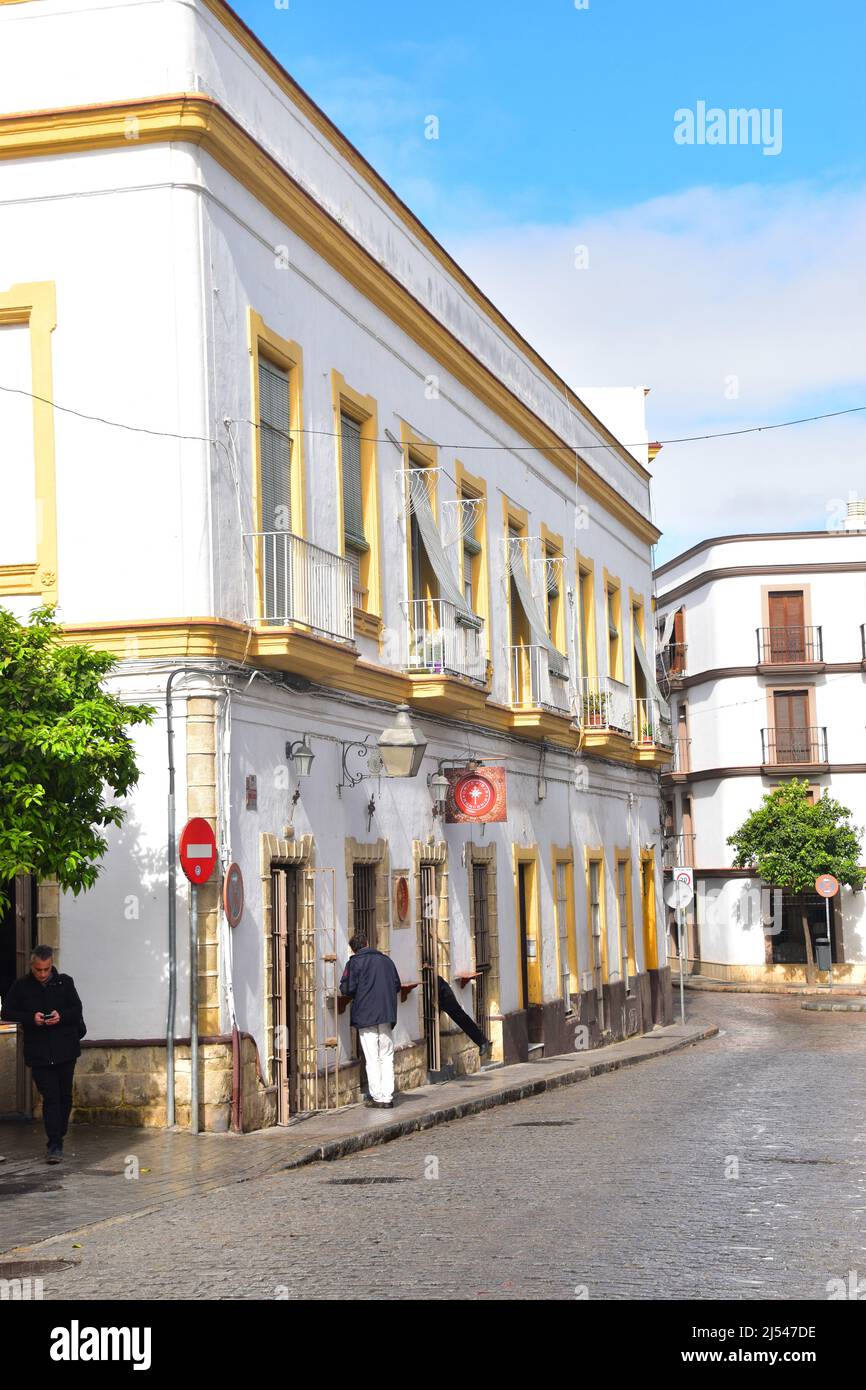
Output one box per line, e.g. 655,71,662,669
378,1100,394,1109
46,1145,62,1164
479,1040,493,1058
364,1098,378,1109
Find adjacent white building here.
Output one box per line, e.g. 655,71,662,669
655,520,866,985
0,0,673,1129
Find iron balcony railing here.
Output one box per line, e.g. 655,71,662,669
669,737,692,774
407,599,486,682
662,833,696,869
509,645,571,713
761,726,828,765
633,697,673,747
656,642,687,682
575,675,632,735
246,531,354,641
757,626,823,664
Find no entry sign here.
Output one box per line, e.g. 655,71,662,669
179,817,218,884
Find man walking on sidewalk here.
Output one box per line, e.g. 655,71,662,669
0,945,86,1163
340,932,402,1108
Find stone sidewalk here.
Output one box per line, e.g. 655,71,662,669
0,1019,715,1257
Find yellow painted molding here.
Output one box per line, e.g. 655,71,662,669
576,550,597,681
640,848,658,971
454,459,490,660
248,308,305,548
512,844,542,1009
0,95,659,546
614,848,637,979
551,845,578,999
0,280,57,603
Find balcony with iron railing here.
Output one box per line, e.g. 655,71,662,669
761,726,828,768
575,675,632,736
246,531,354,642
633,697,673,748
662,737,692,779
509,645,571,714
662,833,696,870
756,626,823,668
656,642,687,687
407,599,486,682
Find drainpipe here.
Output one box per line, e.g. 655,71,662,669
165,667,185,1129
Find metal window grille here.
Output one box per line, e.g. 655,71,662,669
471,863,492,1040
617,860,630,993
555,861,572,1012
589,861,605,1030
419,863,440,1072
352,863,377,951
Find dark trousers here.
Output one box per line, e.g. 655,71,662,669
437,977,487,1048
31,1059,77,1147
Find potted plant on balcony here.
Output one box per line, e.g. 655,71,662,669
582,691,607,727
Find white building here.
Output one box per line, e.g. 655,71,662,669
0,0,673,1129
655,521,866,986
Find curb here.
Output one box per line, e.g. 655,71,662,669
681,979,866,997
283,1024,719,1169
801,1001,866,1012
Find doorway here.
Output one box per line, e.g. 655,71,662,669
767,591,805,661
0,875,36,1114
270,866,299,1122
773,690,810,762
471,862,493,1042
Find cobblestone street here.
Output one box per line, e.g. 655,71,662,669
4,992,865,1301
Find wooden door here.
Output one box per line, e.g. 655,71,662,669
270,867,299,1122
774,689,809,761
471,863,492,1041
419,863,440,1074
768,592,805,661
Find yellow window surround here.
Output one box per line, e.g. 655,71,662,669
512,844,542,1009
540,522,566,655
400,422,439,609
248,308,305,546
640,848,658,970
576,551,597,681
584,847,609,986
552,846,578,999
454,460,490,659
0,281,57,602
603,568,623,682
331,370,382,629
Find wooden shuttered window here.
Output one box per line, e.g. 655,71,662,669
341,413,367,607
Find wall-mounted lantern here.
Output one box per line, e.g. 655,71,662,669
376,704,427,778
286,736,315,778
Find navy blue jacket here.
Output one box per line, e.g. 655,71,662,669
340,948,402,1028
0,967,85,1067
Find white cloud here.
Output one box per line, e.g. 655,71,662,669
445,182,866,558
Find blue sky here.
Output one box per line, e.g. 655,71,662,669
233,1,866,558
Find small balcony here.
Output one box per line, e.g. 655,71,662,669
509,645,570,714
656,642,687,687
761,726,828,769
575,675,632,736
407,599,486,682
756,626,824,671
663,737,692,781
633,697,673,748
246,531,354,642
662,833,696,870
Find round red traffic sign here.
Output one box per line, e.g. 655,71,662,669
815,873,839,898
179,817,218,884
223,862,244,926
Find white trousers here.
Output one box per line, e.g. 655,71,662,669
358,1024,395,1102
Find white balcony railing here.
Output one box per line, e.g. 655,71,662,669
246,531,354,642
407,599,486,681
575,675,632,734
633,697,673,747
510,645,571,713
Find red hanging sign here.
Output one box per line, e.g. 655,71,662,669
445,766,507,823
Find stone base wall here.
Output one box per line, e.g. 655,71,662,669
0,1029,17,1112
678,959,866,987
73,1041,237,1131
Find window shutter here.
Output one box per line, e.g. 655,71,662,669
259,360,292,532
341,414,366,549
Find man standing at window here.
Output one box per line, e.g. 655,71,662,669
0,945,85,1163
340,932,401,1109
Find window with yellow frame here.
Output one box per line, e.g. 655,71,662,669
552,849,577,1013
615,851,636,992
605,575,623,680
332,372,382,623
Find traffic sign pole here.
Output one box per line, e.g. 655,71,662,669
190,885,199,1135
677,901,685,1024
826,895,833,992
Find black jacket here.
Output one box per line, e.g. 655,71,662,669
0,968,85,1068
339,948,402,1029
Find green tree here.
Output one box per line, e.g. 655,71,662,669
0,606,154,913
727,779,864,976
